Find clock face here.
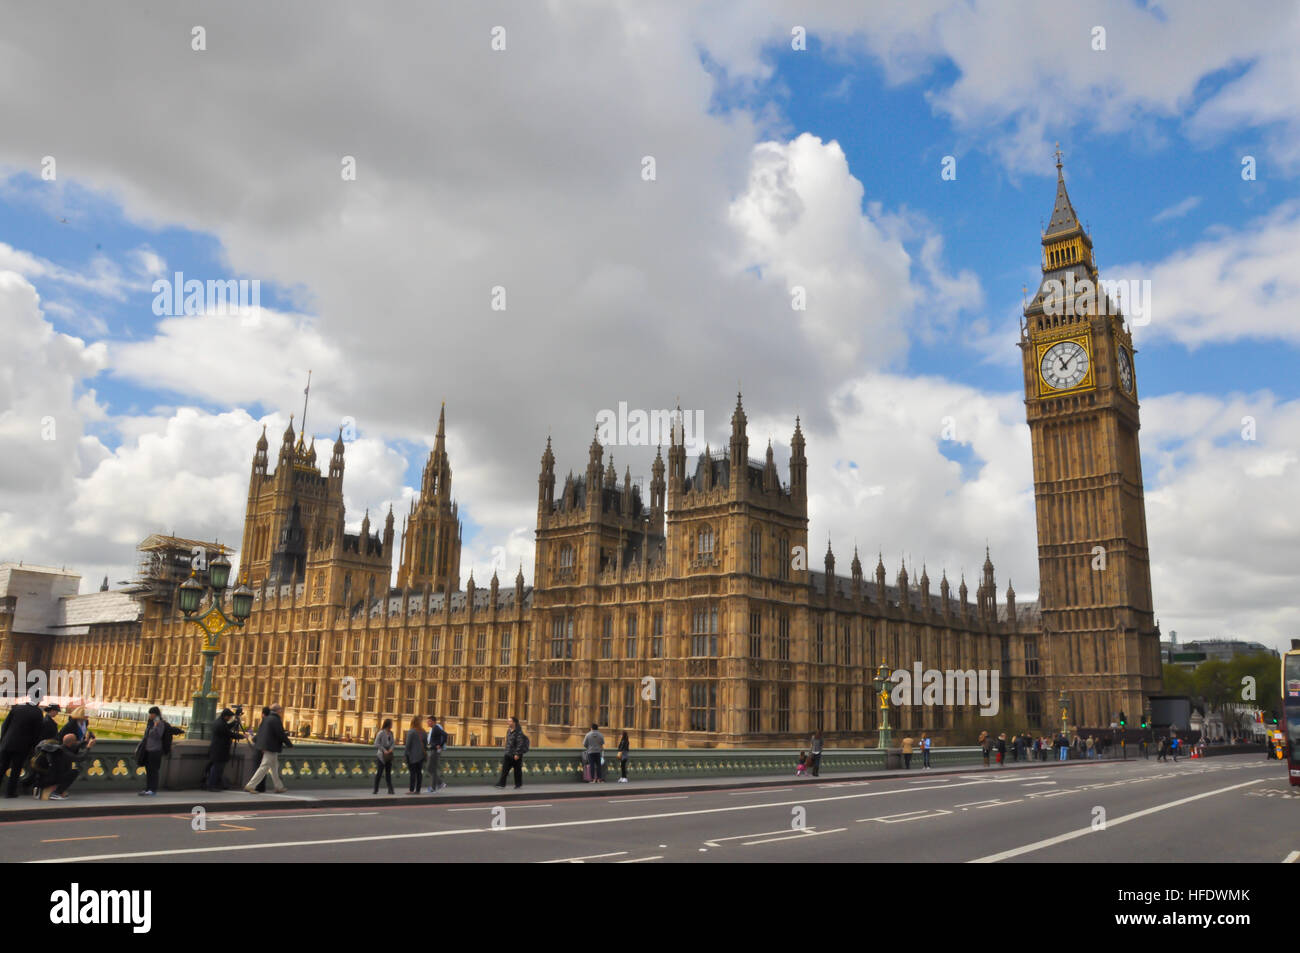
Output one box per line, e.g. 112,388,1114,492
1040,340,1090,390
1117,347,1134,392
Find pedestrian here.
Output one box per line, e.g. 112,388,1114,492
57,707,96,754
921,732,932,769
0,693,46,799
1057,732,1068,762
980,730,992,767
403,715,425,794
1170,735,1180,763
136,705,183,796
1013,734,1024,762
1086,736,1095,759
205,708,241,791
32,733,82,800
617,730,630,783
250,706,271,792
995,732,1007,766
494,716,526,789
582,722,605,783
373,718,395,794
902,735,914,770
39,704,61,742
243,703,291,794
796,751,808,776
810,730,824,777
423,715,448,792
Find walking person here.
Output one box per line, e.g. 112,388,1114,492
1,692,46,799
902,735,914,770
423,715,448,792
373,718,395,794
1086,735,1095,759
250,706,271,792
995,732,1007,767
243,703,291,794
980,730,992,767
582,723,605,783
137,706,183,796
205,708,241,791
404,715,425,794
494,716,526,789
810,730,824,777
617,730,630,783
921,732,932,769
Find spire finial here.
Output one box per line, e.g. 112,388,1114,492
1054,141,1063,172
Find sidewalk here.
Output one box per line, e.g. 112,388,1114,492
0,755,1118,822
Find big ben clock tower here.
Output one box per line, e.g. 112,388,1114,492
1020,148,1162,729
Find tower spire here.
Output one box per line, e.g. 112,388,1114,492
300,369,312,440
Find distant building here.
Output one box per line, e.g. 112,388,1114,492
1161,638,1278,667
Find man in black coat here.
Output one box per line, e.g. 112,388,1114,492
205,709,242,791
0,695,46,798
243,704,291,794
39,704,62,742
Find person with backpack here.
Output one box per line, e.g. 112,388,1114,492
0,692,46,798
495,716,527,789
423,715,448,792
32,734,81,800
373,718,395,795
138,705,183,796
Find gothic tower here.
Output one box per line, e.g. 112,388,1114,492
1020,149,1161,728
397,403,463,592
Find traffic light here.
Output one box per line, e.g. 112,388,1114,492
1119,712,1127,727
1270,711,1279,725
1140,716,1148,729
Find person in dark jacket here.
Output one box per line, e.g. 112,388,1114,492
39,704,62,742
423,716,448,792
33,734,81,799
251,706,271,791
139,706,183,795
403,716,426,794
205,709,241,791
617,730,631,782
0,694,46,798
494,716,526,789
243,703,291,793
57,707,96,755
995,732,1007,766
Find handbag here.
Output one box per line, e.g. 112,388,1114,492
133,741,146,767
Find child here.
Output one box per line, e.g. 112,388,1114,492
795,751,808,776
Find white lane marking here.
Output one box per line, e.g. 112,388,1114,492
953,798,1002,808
617,855,664,863
605,796,688,803
743,827,845,846
182,811,380,822
976,799,1024,809
1284,851,1299,863
858,809,952,824
1022,781,1056,787
910,778,950,784
705,828,800,847
540,851,628,864
448,804,552,812
31,779,996,863
968,778,1267,863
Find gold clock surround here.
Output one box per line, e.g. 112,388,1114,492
1034,331,1095,399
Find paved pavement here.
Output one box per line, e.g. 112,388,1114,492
3,752,1293,863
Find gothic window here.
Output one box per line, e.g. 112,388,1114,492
559,544,575,570
496,685,509,720
748,685,762,733
691,603,718,656
405,685,417,714
778,613,790,661
472,686,484,718
598,683,610,725
622,682,635,728
777,686,791,733
475,629,487,666
388,634,399,665
778,535,790,580
547,680,570,725
452,632,464,666
448,685,460,717
688,682,717,732
1025,637,1040,676
815,621,824,663
750,527,761,575
625,614,638,659
499,631,512,666
748,611,761,657
651,612,663,658
813,687,825,732
601,616,613,659
551,615,574,659
697,525,714,559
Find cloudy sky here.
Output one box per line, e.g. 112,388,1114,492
1,2,1297,652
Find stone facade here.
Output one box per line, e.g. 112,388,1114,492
7,166,1160,747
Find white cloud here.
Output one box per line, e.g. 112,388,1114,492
1152,196,1202,223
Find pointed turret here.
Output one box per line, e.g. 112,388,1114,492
789,416,807,502
649,443,666,522
729,391,749,480
329,427,345,482
539,436,556,512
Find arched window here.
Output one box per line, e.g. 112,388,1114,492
697,526,714,559
559,544,575,569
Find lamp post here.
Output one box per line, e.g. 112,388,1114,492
873,660,893,750
177,548,253,740
1058,690,1069,740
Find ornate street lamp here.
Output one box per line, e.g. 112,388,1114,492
873,660,893,750
1058,690,1069,740
177,546,253,739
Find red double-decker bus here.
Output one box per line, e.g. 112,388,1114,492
1282,643,1300,787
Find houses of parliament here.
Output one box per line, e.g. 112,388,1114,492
0,162,1163,748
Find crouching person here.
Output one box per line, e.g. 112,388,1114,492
33,734,81,800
